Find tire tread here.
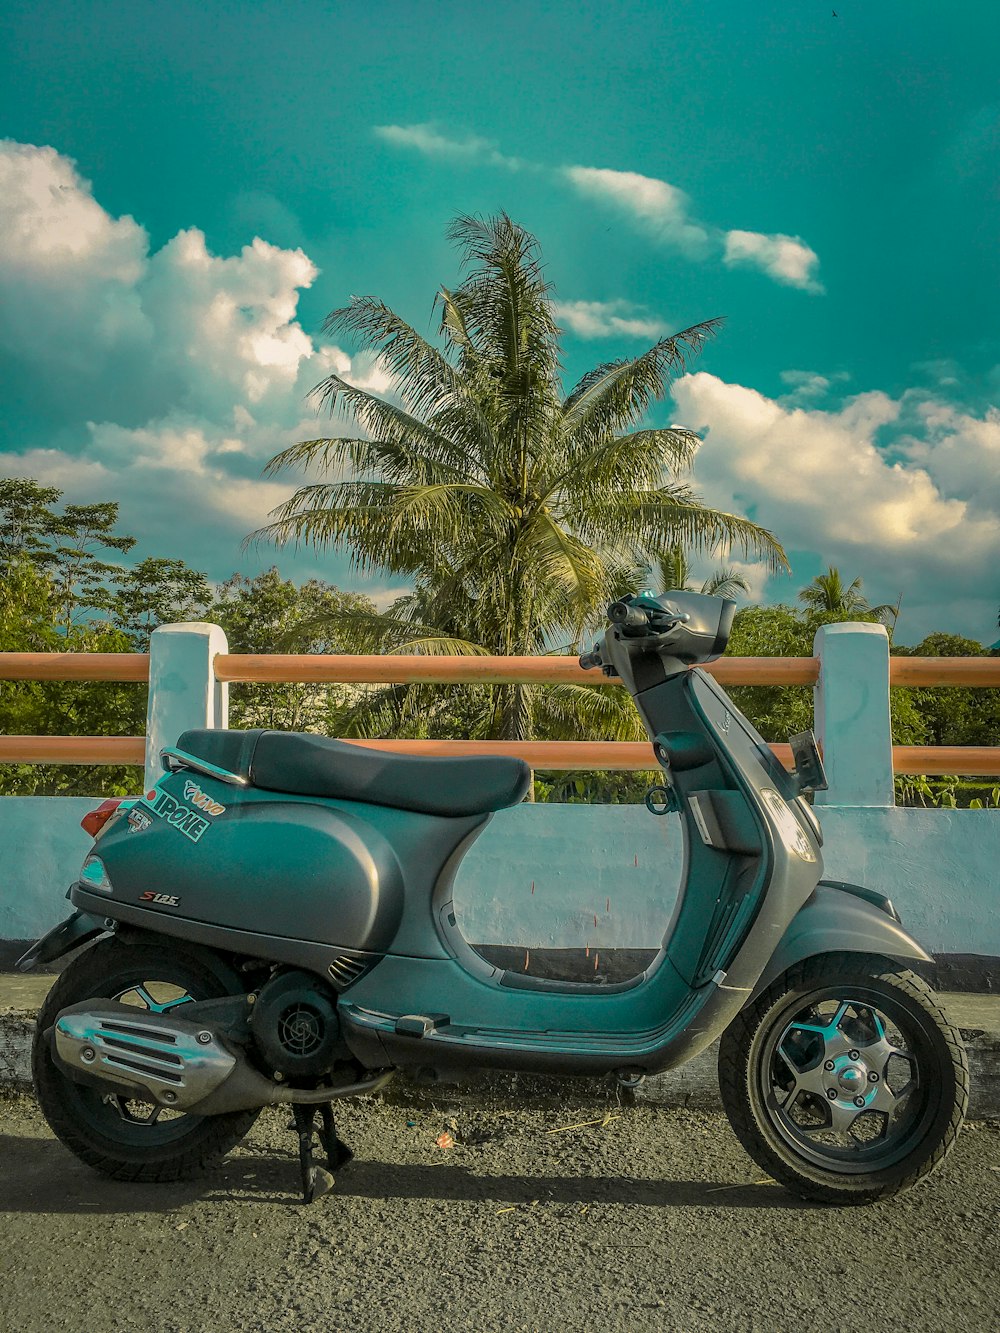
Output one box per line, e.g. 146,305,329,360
718,952,969,1204
32,937,259,1183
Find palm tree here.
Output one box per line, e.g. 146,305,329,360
648,544,751,601
798,567,897,625
256,213,786,740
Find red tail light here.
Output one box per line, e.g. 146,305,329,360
81,798,124,838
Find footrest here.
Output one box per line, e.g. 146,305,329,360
394,1013,450,1038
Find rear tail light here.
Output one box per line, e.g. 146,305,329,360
81,798,124,838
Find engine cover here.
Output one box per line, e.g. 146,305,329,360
249,970,344,1077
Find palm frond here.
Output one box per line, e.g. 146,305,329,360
561,320,723,445
324,298,466,422
545,426,703,510
577,488,788,572
530,680,647,742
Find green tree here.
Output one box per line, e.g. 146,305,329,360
257,213,785,746
0,479,64,573
726,604,816,742
0,479,212,794
647,544,750,600
798,566,897,628
210,569,378,733
892,632,1000,750
115,558,212,649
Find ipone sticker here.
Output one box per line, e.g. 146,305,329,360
147,790,211,843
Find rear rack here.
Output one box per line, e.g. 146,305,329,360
160,746,249,787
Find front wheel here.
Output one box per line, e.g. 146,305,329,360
33,935,260,1183
719,953,969,1204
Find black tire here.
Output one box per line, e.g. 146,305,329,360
718,952,969,1205
33,935,260,1183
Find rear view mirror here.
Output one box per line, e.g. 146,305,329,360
789,731,828,793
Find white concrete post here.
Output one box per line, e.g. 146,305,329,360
813,622,894,807
144,623,229,791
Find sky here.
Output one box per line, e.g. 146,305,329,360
1,0,998,643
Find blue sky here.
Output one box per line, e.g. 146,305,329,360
1,0,998,641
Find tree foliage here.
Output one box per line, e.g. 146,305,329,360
211,570,376,732
257,213,786,743
798,565,897,628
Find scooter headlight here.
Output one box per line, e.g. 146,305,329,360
759,789,818,863
80,854,113,893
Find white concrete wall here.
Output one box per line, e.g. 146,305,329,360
3,796,998,957
3,618,997,956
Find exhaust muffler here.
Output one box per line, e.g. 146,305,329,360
50,1000,393,1115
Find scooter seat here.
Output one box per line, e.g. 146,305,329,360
175,728,532,817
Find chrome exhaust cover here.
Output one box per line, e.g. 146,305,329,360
53,1001,237,1111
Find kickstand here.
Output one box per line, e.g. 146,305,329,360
290,1103,353,1205
318,1102,354,1172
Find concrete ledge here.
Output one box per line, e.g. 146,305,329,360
5,1003,998,1120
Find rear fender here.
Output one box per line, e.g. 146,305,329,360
15,910,110,973
750,881,932,1001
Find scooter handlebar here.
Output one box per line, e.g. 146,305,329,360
607,601,650,629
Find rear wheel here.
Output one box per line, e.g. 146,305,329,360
719,953,968,1204
33,936,259,1182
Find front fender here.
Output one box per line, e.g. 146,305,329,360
751,881,932,1001
15,910,110,973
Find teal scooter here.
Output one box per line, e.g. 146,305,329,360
21,591,968,1204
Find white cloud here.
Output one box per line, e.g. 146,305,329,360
0,141,381,585
897,400,1000,515
674,372,1000,640
0,140,151,371
562,166,710,255
374,123,822,291
723,230,823,292
551,299,670,340
0,139,146,277
373,123,522,170
139,227,318,409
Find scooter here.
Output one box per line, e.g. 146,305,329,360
19,590,968,1205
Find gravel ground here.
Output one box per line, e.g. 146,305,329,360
1,1091,999,1333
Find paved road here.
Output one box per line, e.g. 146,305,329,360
1,1092,998,1333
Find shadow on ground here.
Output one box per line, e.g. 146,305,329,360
0,1130,809,1215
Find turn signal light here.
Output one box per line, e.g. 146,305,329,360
81,798,124,838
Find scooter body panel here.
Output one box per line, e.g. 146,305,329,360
80,772,488,965
750,881,933,1000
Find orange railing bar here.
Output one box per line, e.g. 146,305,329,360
212,654,821,686
3,737,999,776
1,650,998,775
1,651,997,688
0,734,796,772
0,653,150,682
0,736,147,764
892,747,1000,776
889,659,1000,687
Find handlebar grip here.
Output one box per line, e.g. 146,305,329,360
607,601,649,629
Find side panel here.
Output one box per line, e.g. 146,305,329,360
750,882,933,1000
93,776,407,955
83,771,490,966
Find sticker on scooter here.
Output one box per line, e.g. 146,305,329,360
182,780,226,816
127,808,152,834
148,790,211,843
140,890,181,906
